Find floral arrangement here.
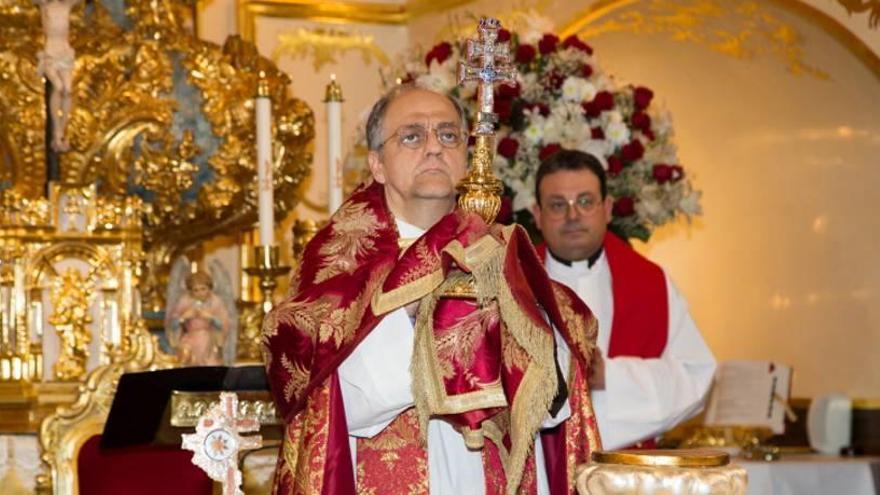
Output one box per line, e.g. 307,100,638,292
380,25,702,242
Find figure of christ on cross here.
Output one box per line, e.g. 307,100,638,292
35,0,80,152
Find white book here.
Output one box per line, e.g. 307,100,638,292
704,360,793,434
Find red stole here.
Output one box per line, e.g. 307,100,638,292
537,232,668,359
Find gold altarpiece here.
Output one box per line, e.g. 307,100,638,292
0,0,314,435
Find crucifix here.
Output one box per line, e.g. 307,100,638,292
182,392,264,495
35,0,80,154
457,17,516,136
453,17,517,226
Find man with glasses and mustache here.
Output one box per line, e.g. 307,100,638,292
532,149,716,450
264,86,600,494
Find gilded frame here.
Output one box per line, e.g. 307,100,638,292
560,0,880,80
236,0,475,41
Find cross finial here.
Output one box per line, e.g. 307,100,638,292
182,392,264,495
458,17,516,135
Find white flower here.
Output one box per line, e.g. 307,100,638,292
416,68,456,93
512,180,536,211
576,139,611,164
605,121,631,147
541,114,565,144
679,189,703,216
520,73,543,101
561,77,597,103
511,9,556,44
523,121,544,144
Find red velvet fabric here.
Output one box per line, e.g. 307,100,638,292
77,435,213,495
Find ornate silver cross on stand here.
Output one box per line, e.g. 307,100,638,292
456,17,517,225
182,392,263,495
440,17,516,301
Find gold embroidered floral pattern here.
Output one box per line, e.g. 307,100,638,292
552,284,597,360
435,301,500,380
315,200,383,283
398,240,440,285
280,353,310,403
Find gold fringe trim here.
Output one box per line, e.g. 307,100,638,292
411,270,509,444
411,226,559,495
473,225,558,495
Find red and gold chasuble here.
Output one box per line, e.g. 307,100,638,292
263,181,601,495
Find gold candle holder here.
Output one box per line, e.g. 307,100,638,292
246,246,290,315
237,246,289,362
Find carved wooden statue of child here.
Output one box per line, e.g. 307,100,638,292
165,271,232,366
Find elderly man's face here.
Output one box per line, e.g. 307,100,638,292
368,89,467,207
532,169,613,262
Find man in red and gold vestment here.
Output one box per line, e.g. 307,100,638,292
532,149,716,450
263,86,601,494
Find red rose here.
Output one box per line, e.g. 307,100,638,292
539,143,562,161
425,42,453,66
538,34,560,55
643,129,656,141
607,156,624,176
613,197,635,217
652,164,672,184
631,111,651,132
581,64,594,79
546,71,566,90
497,137,519,159
621,140,644,162
671,165,685,182
562,35,593,54
582,101,599,118
593,91,615,112
515,44,537,64
497,29,511,43
634,86,654,110
524,102,551,117
591,127,604,139
494,98,513,121
496,82,521,99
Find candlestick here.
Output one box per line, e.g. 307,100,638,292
324,74,344,215
255,71,274,246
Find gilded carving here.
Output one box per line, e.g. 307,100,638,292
563,0,828,78
48,268,94,381
274,28,390,71
837,0,880,28
0,0,315,312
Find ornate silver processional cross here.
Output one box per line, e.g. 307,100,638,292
458,17,517,135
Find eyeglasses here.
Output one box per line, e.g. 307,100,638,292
541,194,602,219
380,124,466,150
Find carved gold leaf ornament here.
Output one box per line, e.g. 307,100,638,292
1,0,315,311
49,268,95,381
836,0,880,28
563,0,828,79
273,27,391,71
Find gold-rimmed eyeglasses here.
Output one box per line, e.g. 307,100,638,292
380,123,466,150
541,194,603,219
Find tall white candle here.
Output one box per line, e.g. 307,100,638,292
256,73,274,246
325,74,344,215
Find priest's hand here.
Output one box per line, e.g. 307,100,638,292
589,351,606,390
